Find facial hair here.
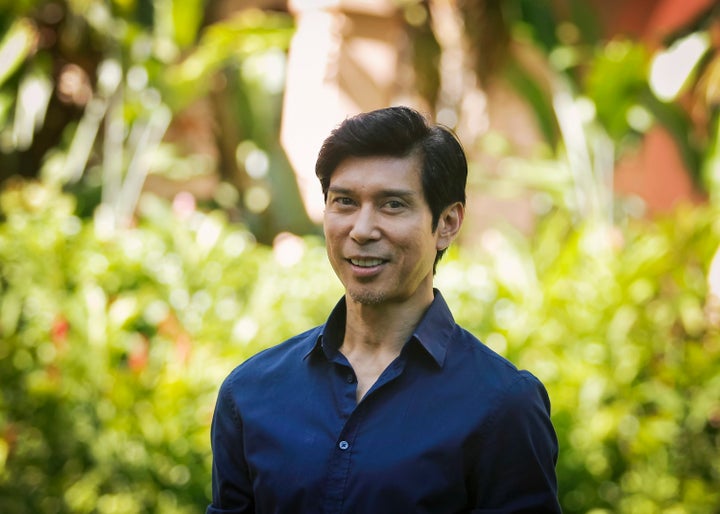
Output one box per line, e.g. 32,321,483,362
347,288,387,306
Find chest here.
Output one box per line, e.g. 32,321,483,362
350,356,393,402
239,362,487,514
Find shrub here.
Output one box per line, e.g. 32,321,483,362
438,209,720,513
1,181,718,513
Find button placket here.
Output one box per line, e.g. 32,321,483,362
323,417,360,513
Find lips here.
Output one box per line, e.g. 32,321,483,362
349,257,385,267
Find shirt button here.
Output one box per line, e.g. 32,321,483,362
338,440,349,450
346,373,355,383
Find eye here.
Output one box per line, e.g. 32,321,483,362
384,199,405,210
332,196,355,206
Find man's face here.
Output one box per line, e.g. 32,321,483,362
323,155,443,307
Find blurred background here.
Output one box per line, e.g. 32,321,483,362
1,0,720,512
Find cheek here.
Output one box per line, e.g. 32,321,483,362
402,224,436,249
323,222,337,246
323,215,346,238
323,230,344,261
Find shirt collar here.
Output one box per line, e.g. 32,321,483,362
412,289,455,367
304,289,456,368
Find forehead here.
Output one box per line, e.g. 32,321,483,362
329,155,423,190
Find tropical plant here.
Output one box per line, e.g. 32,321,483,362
1,179,719,513
0,0,312,241
0,178,337,512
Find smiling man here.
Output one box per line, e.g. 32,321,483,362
207,106,561,513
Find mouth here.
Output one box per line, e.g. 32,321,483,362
348,257,386,268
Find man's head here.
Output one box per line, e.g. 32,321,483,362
315,106,467,271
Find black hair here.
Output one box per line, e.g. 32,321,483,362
315,106,467,270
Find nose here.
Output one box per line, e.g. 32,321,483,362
349,205,380,243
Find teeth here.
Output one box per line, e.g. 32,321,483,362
350,258,384,267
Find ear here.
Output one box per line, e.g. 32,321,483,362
435,202,464,251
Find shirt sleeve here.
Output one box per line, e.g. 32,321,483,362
207,377,255,514
470,372,561,513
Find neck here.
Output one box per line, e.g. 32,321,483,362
339,289,434,402
341,289,434,358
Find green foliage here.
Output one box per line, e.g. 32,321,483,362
496,1,718,201
0,180,336,512
1,181,719,513
0,1,301,243
441,209,720,513
161,10,294,112
585,40,650,142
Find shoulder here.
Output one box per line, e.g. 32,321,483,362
221,325,322,391
448,325,550,408
448,328,555,443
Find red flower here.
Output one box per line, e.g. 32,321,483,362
50,315,69,348
129,335,150,372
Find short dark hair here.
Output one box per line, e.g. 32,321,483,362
315,106,467,270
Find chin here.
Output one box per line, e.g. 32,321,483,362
347,289,388,306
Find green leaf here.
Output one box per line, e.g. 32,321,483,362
0,18,36,88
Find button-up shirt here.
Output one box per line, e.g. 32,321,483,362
208,291,560,513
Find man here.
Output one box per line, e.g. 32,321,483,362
208,106,561,513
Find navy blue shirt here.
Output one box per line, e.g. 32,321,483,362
208,291,560,513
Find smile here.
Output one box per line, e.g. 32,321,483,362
349,258,385,267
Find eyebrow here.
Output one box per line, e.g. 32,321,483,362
327,186,418,199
